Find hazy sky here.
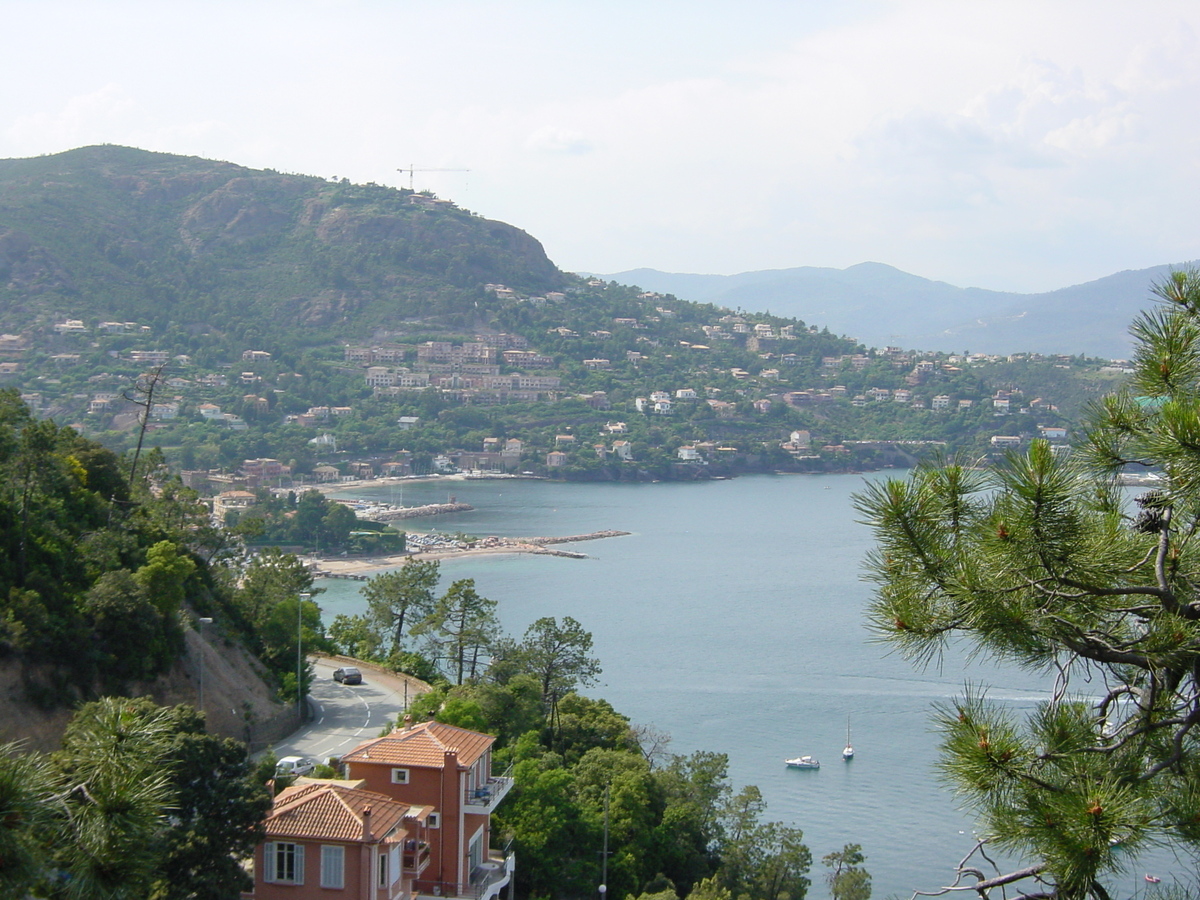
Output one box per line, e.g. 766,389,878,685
3,1,1198,292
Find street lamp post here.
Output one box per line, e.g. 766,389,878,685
598,783,609,900
297,593,311,722
197,617,213,711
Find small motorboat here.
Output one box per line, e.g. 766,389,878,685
1144,874,1161,884
785,755,820,769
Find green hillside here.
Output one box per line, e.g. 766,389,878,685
0,145,564,341
0,145,1128,479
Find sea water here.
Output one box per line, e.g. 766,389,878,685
316,474,1185,896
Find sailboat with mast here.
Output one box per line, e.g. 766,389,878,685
842,717,854,760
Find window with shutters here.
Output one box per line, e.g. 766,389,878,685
321,845,344,889
265,842,304,884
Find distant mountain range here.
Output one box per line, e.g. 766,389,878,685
599,261,1198,359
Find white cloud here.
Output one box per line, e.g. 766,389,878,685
5,84,136,149
0,1,1198,291
524,126,594,155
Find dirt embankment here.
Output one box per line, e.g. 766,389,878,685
0,626,293,753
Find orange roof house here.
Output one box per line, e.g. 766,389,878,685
339,721,514,900
251,781,434,900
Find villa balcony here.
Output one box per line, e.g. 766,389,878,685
403,840,431,876
413,846,514,900
470,847,515,900
462,765,514,813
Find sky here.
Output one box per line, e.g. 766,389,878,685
2,0,1198,293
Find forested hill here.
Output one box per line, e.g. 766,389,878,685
0,145,565,342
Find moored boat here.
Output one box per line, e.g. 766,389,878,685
785,755,820,769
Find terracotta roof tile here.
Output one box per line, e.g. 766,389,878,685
266,783,411,843
341,720,495,769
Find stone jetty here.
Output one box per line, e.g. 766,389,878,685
525,530,631,545
369,501,474,521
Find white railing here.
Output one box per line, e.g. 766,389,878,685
462,764,514,810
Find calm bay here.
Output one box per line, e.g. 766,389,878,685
315,473,1181,896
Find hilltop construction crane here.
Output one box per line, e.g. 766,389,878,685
397,165,470,191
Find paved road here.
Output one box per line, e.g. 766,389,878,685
267,657,422,764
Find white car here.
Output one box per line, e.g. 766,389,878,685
275,755,317,777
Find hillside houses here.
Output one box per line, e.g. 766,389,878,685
7,270,1097,485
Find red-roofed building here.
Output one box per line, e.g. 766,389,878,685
339,721,514,900
251,781,433,900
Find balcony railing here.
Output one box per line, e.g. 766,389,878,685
470,845,515,900
403,841,431,875
412,842,514,900
462,764,514,811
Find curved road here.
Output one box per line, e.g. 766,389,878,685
267,657,426,764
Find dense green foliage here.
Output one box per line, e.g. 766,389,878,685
0,697,270,900
0,385,340,711
0,390,213,700
854,272,1200,898
230,487,403,554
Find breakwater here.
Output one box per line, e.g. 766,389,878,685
369,501,474,521
525,530,630,545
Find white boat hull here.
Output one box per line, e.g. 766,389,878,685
785,756,820,769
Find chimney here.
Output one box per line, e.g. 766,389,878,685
362,805,373,842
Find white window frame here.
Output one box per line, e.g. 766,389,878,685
390,767,410,784
468,829,483,873
321,844,345,889
427,811,440,829
378,850,389,888
265,841,305,885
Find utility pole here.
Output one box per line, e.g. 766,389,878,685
598,783,610,900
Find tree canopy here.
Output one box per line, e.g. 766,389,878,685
854,270,1200,899
0,697,270,900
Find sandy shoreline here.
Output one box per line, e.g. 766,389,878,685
310,544,536,576
308,530,629,577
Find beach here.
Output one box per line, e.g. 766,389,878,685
307,530,630,577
